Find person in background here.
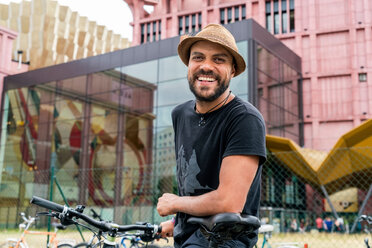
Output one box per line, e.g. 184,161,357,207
156,23,267,248
316,216,323,232
324,216,334,233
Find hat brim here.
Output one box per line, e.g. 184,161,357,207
177,36,246,77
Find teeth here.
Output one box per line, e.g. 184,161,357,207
198,77,215,82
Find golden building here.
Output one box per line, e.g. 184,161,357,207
0,0,130,70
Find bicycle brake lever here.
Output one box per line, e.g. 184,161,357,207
37,211,59,218
59,214,77,226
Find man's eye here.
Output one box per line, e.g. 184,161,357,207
214,58,225,63
192,56,203,61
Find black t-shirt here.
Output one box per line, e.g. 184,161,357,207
171,96,266,246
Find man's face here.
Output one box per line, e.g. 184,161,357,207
187,41,236,102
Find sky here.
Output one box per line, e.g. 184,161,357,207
0,0,134,41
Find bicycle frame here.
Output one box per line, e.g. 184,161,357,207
7,213,59,248
257,224,274,248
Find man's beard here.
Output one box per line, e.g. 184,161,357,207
188,70,230,102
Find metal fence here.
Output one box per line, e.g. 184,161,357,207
0,148,371,247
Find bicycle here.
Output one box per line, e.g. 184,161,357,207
5,212,75,248
87,209,168,248
359,215,372,248
30,196,164,248
188,214,303,248
255,224,302,248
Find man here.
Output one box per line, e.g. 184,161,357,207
157,24,266,247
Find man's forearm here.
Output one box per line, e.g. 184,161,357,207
171,189,242,216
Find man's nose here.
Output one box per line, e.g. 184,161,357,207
200,59,214,71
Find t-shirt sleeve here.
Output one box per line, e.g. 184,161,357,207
223,112,267,165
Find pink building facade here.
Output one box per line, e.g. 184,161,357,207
125,0,372,151
0,27,28,104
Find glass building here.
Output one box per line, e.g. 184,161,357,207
0,19,302,226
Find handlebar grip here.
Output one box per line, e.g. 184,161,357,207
30,196,65,213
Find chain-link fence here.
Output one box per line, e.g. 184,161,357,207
0,148,371,247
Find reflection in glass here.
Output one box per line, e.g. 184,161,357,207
122,60,158,84
256,44,301,144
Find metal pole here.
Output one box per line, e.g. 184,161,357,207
47,152,56,245
351,184,372,233
54,176,85,241
320,185,339,219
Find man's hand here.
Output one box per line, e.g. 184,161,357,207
157,193,179,216
159,219,174,238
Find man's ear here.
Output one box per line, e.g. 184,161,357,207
231,64,236,77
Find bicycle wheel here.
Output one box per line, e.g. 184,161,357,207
57,244,73,248
72,243,91,248
6,239,27,248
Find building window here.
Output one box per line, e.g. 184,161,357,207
179,16,183,35
147,23,151,42
152,22,157,41
141,24,145,43
266,0,295,34
266,2,271,33
281,0,287,33
359,73,367,82
290,0,295,32
140,20,161,44
220,5,246,25
220,9,225,24
178,13,202,35
192,14,196,33
274,0,279,34
227,7,232,23
185,15,190,33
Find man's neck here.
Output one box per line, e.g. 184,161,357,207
195,90,234,114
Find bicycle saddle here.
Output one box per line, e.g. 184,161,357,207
188,213,260,233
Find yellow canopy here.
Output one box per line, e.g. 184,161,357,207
266,135,322,185
266,119,372,193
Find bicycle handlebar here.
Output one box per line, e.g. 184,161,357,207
30,196,161,234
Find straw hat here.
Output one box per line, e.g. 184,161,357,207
177,24,246,77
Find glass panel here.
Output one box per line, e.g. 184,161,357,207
230,41,248,94
157,79,194,107
158,56,187,82
122,60,158,84
257,44,301,144
156,105,174,128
